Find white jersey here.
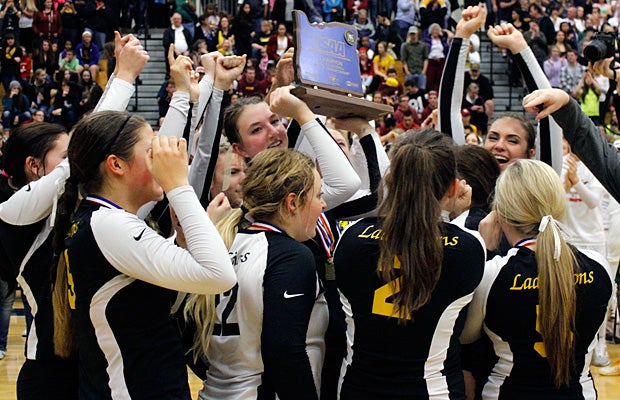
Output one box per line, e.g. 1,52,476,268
202,226,328,400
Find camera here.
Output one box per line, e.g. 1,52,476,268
583,32,617,64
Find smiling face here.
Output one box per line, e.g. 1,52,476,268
211,151,247,208
233,102,288,159
291,169,326,241
484,117,534,171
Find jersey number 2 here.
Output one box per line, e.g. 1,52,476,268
214,284,240,336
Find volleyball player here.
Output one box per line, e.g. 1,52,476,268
463,160,612,398
334,128,486,399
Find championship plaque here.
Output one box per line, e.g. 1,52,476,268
292,10,392,119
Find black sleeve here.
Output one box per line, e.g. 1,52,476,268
261,247,319,400
438,37,467,145
553,98,620,202
329,134,380,219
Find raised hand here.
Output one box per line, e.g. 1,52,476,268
200,51,221,81
487,23,528,54
590,56,619,81
455,5,487,39
479,210,502,251
214,54,246,90
522,88,570,120
116,34,149,83
168,44,194,93
206,192,232,224
269,85,315,125
147,136,189,193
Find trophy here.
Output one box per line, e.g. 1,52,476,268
292,10,392,119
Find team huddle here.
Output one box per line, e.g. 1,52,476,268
0,4,619,400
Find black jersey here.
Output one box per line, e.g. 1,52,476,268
334,217,486,399
464,246,612,400
65,188,235,399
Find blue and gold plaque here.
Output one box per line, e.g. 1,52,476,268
294,10,363,97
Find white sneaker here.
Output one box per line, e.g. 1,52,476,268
0,350,5,360
592,340,611,367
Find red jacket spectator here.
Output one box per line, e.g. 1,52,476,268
33,3,63,42
237,67,268,97
266,24,293,61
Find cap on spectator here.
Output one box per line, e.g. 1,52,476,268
428,90,438,96
461,109,471,117
408,26,418,35
358,46,367,53
470,63,480,70
9,80,21,90
82,29,93,38
385,78,399,88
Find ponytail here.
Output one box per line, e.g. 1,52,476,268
378,129,455,321
536,216,576,388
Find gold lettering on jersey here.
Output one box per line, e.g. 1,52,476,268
66,222,79,238
510,271,595,290
229,251,250,266
64,249,76,310
442,236,459,246
534,304,547,358
358,225,384,240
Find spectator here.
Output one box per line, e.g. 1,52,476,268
158,79,175,127
215,15,235,55
190,39,207,69
149,0,171,28
424,23,449,92
237,65,268,97
403,78,427,116
395,109,419,130
1,32,23,93
240,0,268,34
352,9,375,46
560,49,586,97
77,68,102,114
59,0,81,50
524,19,547,66
75,30,100,81
401,26,429,90
574,71,604,126
393,0,416,40
420,89,437,121
2,80,31,133
1,0,22,41
529,3,555,45
393,94,421,124
251,19,272,59
543,45,567,88
372,41,395,81
59,48,79,77
194,13,218,52
173,0,197,38
162,12,192,77
324,0,345,22
30,108,44,122
374,11,401,58
464,63,494,119
19,45,31,87
378,76,400,106
266,23,293,61
232,2,253,57
50,78,79,130
32,0,61,45
510,8,528,32
552,29,575,57
25,68,52,116
19,0,37,54
32,38,58,79
419,0,447,34
567,6,584,32
462,82,487,135
83,0,114,51
494,0,517,25
359,46,379,94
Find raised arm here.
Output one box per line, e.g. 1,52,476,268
524,88,620,202
438,5,486,145
270,87,361,209
488,23,563,174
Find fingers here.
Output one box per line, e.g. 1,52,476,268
168,44,176,66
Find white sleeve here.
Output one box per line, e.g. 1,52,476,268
93,75,135,113
92,185,236,294
297,119,361,210
190,74,215,135
460,252,509,344
573,181,603,209
0,158,69,225
159,91,191,138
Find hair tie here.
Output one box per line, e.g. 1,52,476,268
538,215,564,261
